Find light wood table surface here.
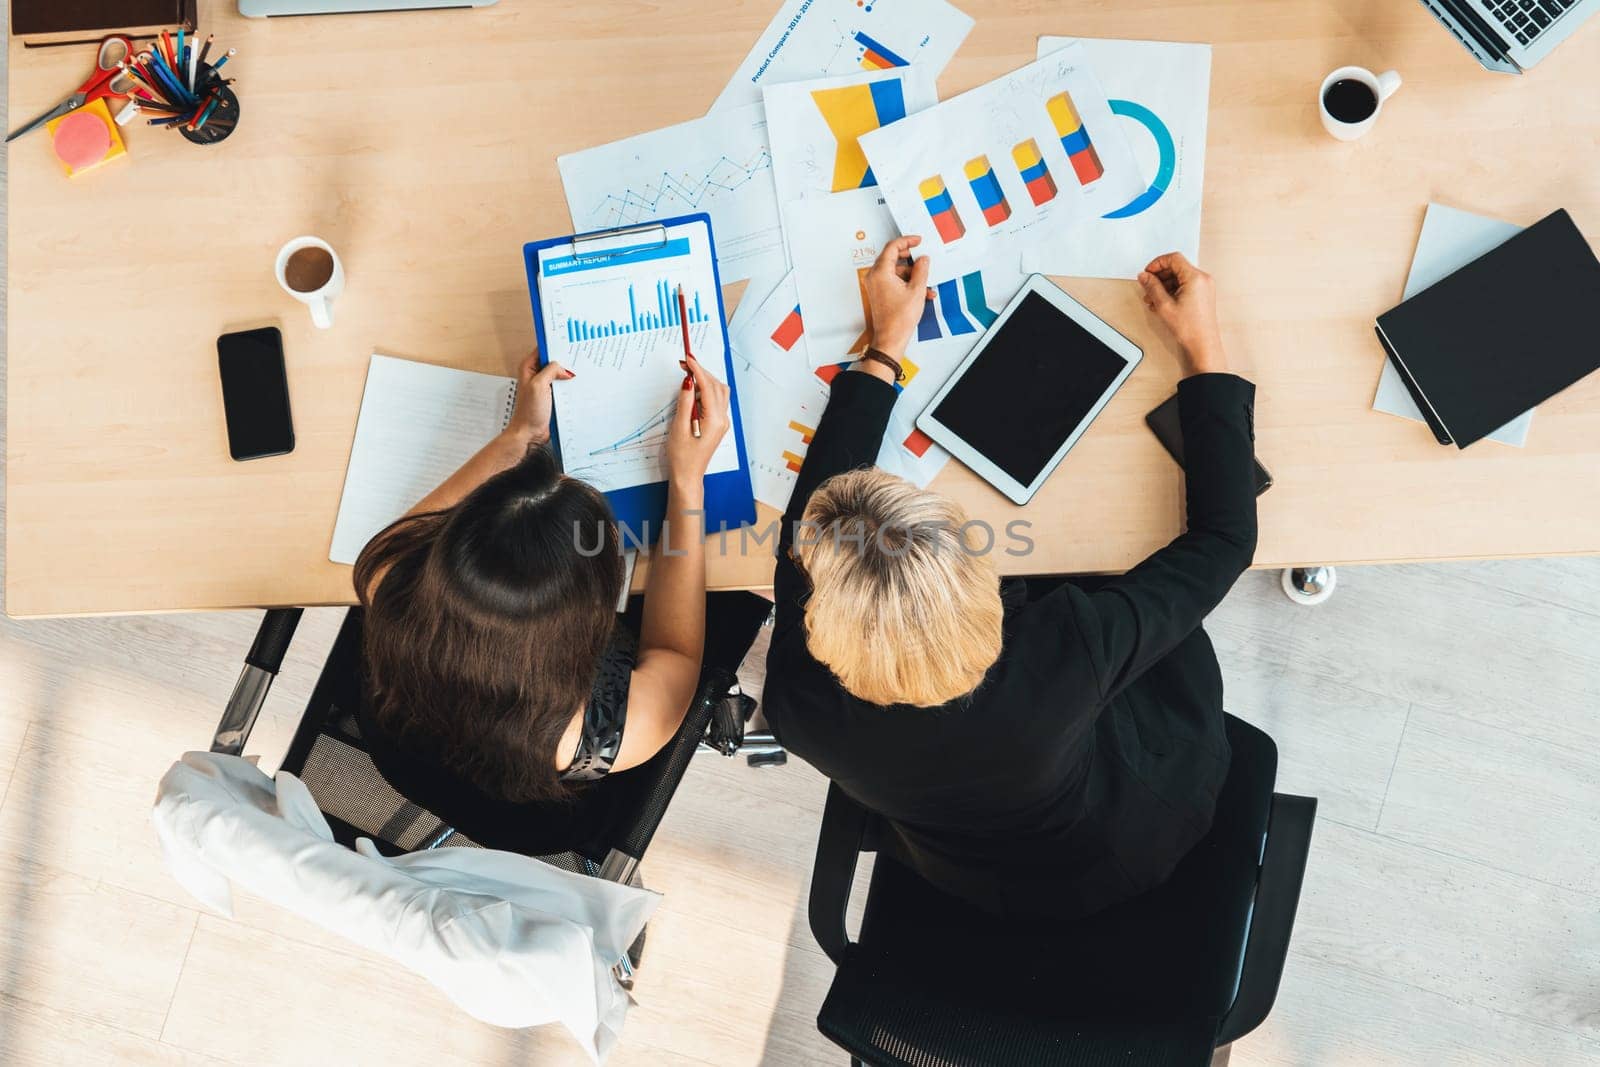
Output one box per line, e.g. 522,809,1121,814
7,1,1599,617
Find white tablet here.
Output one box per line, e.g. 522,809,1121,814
915,275,1142,505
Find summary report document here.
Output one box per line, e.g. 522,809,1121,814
525,214,756,539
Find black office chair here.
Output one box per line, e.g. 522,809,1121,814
806,714,1317,1066
210,606,754,982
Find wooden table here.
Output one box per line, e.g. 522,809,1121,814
7,1,1599,617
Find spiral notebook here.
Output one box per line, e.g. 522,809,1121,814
328,354,519,566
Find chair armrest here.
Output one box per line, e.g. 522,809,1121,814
211,608,304,756
604,667,734,874
808,782,872,966
1216,792,1317,1046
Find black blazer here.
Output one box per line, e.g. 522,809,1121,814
762,369,1260,919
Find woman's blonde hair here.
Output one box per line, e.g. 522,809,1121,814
796,468,1003,707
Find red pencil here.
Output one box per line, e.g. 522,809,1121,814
674,285,702,439
187,88,220,130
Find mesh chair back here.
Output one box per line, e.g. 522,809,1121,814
289,705,474,850
277,607,718,875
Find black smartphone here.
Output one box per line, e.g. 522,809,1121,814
217,327,295,461
1145,393,1273,496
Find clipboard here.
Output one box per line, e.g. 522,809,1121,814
523,213,756,545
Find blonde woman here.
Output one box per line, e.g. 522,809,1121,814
763,238,1259,919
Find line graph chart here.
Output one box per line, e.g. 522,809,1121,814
559,103,785,282
583,146,774,229
585,397,678,459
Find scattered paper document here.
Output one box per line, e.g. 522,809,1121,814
764,67,937,209
557,103,784,284
784,188,901,366
1023,37,1210,280
534,222,740,492
730,361,833,512
734,267,812,377
728,270,784,342
712,0,973,112
860,43,1144,282
329,355,518,565
911,264,1019,348
732,272,956,506
1373,203,1531,446
729,269,1029,509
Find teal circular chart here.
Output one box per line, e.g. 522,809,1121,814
1103,99,1175,219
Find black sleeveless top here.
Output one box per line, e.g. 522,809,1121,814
354,628,641,857
557,628,636,782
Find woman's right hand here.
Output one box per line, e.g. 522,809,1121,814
1136,252,1229,376
665,355,731,488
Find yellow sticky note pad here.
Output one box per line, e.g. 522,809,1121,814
47,98,127,178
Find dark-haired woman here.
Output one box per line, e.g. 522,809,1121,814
352,353,768,855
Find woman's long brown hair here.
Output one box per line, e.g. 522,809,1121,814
353,444,623,804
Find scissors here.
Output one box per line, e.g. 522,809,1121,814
6,36,138,143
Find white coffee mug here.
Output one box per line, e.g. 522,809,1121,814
274,236,345,329
1318,66,1402,142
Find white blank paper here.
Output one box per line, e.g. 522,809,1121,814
329,355,516,565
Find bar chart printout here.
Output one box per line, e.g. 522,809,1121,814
564,280,712,341
537,226,739,494
1013,138,1058,206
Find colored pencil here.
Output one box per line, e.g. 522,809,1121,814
119,62,169,104
152,63,188,105
147,49,192,104
196,34,215,69
211,50,236,73
188,90,221,131
194,95,223,131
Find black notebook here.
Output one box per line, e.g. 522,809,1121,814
12,0,196,46
1375,209,1600,449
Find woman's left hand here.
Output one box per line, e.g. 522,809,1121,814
665,355,731,487
506,352,574,445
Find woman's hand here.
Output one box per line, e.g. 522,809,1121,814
665,355,731,489
862,235,932,365
505,352,574,445
1136,252,1229,376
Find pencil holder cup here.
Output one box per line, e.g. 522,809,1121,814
177,64,239,146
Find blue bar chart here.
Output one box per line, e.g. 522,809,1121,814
564,281,710,342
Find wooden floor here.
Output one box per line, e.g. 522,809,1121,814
2,562,1599,1066
5,47,1600,1067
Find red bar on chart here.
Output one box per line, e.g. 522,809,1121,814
1046,91,1105,185
1012,138,1057,206
770,305,805,351
918,175,966,243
